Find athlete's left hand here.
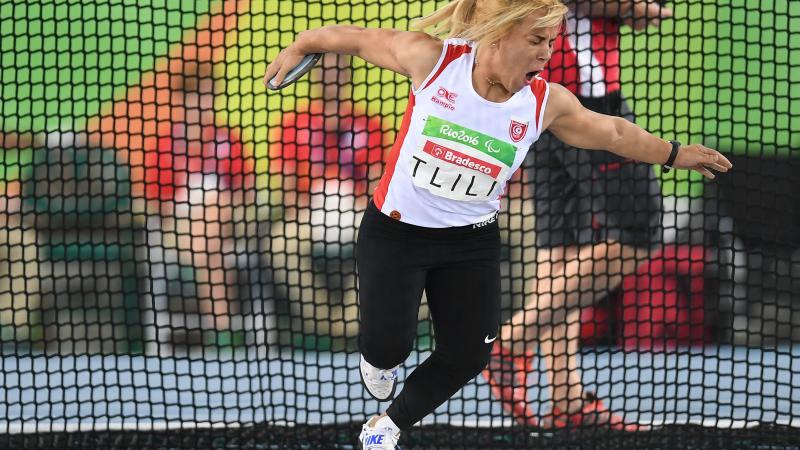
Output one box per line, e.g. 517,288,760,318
671,144,733,179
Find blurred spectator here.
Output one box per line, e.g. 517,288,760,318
141,59,256,345
270,54,385,210
485,0,672,429
84,0,254,348
265,54,389,346
0,166,40,346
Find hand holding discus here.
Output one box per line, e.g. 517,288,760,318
264,51,323,90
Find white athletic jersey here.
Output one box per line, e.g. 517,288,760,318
373,39,550,227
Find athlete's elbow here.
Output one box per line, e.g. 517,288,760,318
604,117,630,154
298,25,363,54
294,29,323,53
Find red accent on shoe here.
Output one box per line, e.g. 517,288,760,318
481,343,537,426
539,392,647,431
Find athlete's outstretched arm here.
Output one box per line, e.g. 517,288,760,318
264,25,442,89
542,83,732,179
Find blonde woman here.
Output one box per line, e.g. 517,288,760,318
265,0,730,448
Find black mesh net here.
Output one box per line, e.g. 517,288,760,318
0,0,798,449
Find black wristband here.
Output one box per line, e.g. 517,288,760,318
661,140,681,174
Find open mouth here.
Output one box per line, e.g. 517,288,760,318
525,71,540,82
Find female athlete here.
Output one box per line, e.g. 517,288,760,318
265,0,731,448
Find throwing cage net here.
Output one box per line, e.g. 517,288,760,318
0,1,798,448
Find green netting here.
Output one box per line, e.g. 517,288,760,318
0,1,798,449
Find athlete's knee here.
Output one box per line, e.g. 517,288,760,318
465,346,492,375
359,334,414,369
438,344,492,384
363,348,412,370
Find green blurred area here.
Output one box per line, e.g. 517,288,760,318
1,0,798,199
0,0,210,132
621,0,800,195
0,0,209,192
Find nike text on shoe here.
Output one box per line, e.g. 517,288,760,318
360,355,399,401
360,417,401,450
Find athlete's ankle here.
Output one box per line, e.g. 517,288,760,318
366,413,401,435
367,413,386,427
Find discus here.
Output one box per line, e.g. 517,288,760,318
266,53,324,90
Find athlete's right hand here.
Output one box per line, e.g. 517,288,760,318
263,44,308,88
621,1,673,30
671,144,733,180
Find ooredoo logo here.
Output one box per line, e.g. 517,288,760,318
437,86,458,103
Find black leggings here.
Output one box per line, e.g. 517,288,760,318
357,202,501,430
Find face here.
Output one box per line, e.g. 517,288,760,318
492,13,560,92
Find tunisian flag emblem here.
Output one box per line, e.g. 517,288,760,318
509,119,528,142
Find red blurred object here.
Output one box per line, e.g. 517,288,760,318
580,245,711,350
270,100,386,196
144,124,253,202
579,301,612,346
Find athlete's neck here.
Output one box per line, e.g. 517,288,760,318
472,46,513,102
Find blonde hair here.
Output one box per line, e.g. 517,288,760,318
413,0,568,45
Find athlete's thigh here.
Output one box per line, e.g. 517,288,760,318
576,96,662,244
527,132,593,247
356,212,428,347
424,238,501,356
593,158,662,246
535,245,580,279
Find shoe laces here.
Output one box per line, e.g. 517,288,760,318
377,367,398,382
363,360,398,383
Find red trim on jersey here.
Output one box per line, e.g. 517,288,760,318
422,43,472,90
530,79,548,132
373,91,416,209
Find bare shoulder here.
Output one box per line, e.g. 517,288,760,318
542,82,581,129
395,31,442,56
546,82,574,105
393,32,443,86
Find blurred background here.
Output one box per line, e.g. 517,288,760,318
1,0,797,355
0,0,798,447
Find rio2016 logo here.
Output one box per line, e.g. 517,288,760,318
439,124,480,146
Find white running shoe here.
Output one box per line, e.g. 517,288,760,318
359,419,400,450
359,355,399,401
